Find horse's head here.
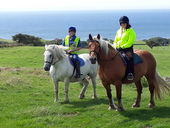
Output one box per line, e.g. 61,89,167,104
88,34,101,64
43,45,64,71
43,45,54,71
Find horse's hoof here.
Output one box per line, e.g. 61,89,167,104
116,107,124,111
64,99,70,103
92,95,97,99
79,95,85,99
132,103,140,108
108,106,116,110
148,103,155,108
54,99,59,102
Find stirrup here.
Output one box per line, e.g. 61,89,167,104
127,73,134,80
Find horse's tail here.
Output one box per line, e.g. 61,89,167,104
153,71,170,100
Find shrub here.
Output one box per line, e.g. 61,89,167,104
12,33,44,46
81,41,88,48
46,38,62,45
144,37,169,49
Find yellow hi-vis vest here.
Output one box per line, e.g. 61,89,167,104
113,28,136,49
65,35,80,54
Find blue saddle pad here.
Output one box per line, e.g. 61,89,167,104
120,53,143,65
68,57,85,67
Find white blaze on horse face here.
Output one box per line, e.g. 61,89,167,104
89,44,95,58
90,42,99,59
91,51,96,59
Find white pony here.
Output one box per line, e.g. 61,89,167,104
43,44,98,102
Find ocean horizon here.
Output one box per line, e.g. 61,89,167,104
0,9,170,41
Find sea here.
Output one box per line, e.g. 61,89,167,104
0,9,170,41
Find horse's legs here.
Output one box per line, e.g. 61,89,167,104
115,82,124,111
102,81,116,110
64,78,70,102
132,79,143,107
52,78,59,102
91,77,97,99
146,78,155,107
79,78,89,99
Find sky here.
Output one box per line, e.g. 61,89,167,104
0,0,170,11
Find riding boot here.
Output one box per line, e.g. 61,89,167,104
126,57,134,80
74,60,81,78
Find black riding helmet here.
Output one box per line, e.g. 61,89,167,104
68,27,76,32
119,16,129,24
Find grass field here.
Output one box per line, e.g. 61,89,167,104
0,44,170,128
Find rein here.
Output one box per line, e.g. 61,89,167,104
51,59,60,65
45,59,60,65
90,50,98,55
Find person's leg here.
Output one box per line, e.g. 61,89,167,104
125,48,134,80
126,56,134,80
73,54,81,78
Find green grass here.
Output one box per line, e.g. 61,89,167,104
134,40,146,44
0,46,170,128
133,44,170,77
0,38,14,43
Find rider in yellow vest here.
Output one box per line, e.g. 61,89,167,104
113,16,136,80
62,27,82,78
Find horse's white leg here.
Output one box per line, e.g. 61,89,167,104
64,78,70,102
52,78,59,102
91,77,97,99
79,78,89,99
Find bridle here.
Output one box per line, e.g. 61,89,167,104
44,51,60,65
89,40,100,56
44,56,60,65
89,40,119,61
89,50,98,55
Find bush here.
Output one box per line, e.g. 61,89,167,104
144,37,169,49
46,38,62,45
12,33,44,46
81,41,88,48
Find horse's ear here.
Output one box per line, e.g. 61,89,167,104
45,44,48,49
97,34,100,40
89,34,93,40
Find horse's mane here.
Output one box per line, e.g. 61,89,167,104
45,44,66,59
93,36,114,56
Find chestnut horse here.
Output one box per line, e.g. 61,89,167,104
88,34,170,111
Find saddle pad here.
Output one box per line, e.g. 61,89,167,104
119,53,143,65
68,57,85,67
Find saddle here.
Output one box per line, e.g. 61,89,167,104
119,52,143,80
119,52,143,65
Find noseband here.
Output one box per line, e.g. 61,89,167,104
90,50,98,55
